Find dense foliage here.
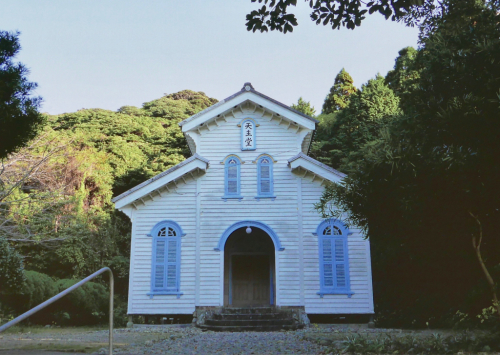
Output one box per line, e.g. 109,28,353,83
2,0,500,329
0,89,217,325
291,97,316,117
0,236,25,293
245,0,441,33
2,271,109,325
0,31,45,159
322,68,356,115
311,74,400,169
316,0,500,327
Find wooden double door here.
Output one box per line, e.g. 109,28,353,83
231,255,271,307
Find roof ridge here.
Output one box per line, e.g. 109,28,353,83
178,82,319,128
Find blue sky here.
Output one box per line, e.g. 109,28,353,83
2,1,419,115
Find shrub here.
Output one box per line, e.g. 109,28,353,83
1,270,58,324
53,279,108,326
1,271,111,326
341,331,500,354
0,236,26,293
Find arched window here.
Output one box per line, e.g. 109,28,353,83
257,156,275,199
147,221,184,298
222,155,242,200
315,219,353,298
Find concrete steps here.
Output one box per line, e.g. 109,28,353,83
199,307,301,332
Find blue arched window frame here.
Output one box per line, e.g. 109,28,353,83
222,155,243,201
146,220,185,299
314,219,354,298
255,155,276,200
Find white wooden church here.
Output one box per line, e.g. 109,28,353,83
112,83,374,324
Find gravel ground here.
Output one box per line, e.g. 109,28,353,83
115,328,330,355
1,324,479,355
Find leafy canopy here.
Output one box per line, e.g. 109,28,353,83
316,0,500,323
312,74,400,169
0,31,45,159
246,0,437,33
322,68,356,114
291,97,316,117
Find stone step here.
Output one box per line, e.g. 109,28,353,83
206,319,294,327
221,307,275,314
198,324,299,332
213,313,285,320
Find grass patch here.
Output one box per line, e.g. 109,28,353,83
0,342,128,354
336,332,500,354
0,325,107,334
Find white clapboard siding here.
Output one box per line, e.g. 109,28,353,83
126,102,374,315
128,179,197,315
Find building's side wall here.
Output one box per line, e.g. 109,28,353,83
127,179,197,315
300,175,374,314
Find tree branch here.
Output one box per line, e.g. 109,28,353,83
469,211,500,317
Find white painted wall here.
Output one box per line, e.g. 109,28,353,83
126,102,374,315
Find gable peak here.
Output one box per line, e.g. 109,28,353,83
242,82,255,91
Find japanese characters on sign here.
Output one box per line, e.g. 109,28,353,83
241,119,256,150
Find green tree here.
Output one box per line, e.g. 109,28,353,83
315,74,400,170
245,0,439,33
317,0,500,323
0,31,45,159
385,46,420,111
322,68,356,114
0,236,25,294
291,97,316,117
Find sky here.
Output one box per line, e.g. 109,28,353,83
1,1,419,115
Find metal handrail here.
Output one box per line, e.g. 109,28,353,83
0,267,114,354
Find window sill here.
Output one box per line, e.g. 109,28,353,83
222,196,243,202
254,196,276,201
317,290,354,298
147,291,183,299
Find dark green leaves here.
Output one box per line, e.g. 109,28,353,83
0,31,45,159
246,1,299,33
246,0,428,32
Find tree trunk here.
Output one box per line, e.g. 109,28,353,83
469,211,500,317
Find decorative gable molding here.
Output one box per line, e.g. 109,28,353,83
112,154,209,210
179,83,318,133
288,153,346,184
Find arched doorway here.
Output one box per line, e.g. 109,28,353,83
223,226,276,307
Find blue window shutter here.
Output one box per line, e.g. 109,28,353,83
317,220,353,297
166,239,178,290
322,238,334,287
149,221,183,297
153,239,166,289
224,157,241,197
334,239,347,288
257,157,273,196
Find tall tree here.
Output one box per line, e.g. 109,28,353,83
317,0,500,323
0,31,44,159
315,74,400,170
385,46,421,111
291,97,316,117
322,68,356,114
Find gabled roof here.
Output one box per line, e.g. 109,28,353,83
179,83,319,132
112,154,209,209
288,152,346,183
